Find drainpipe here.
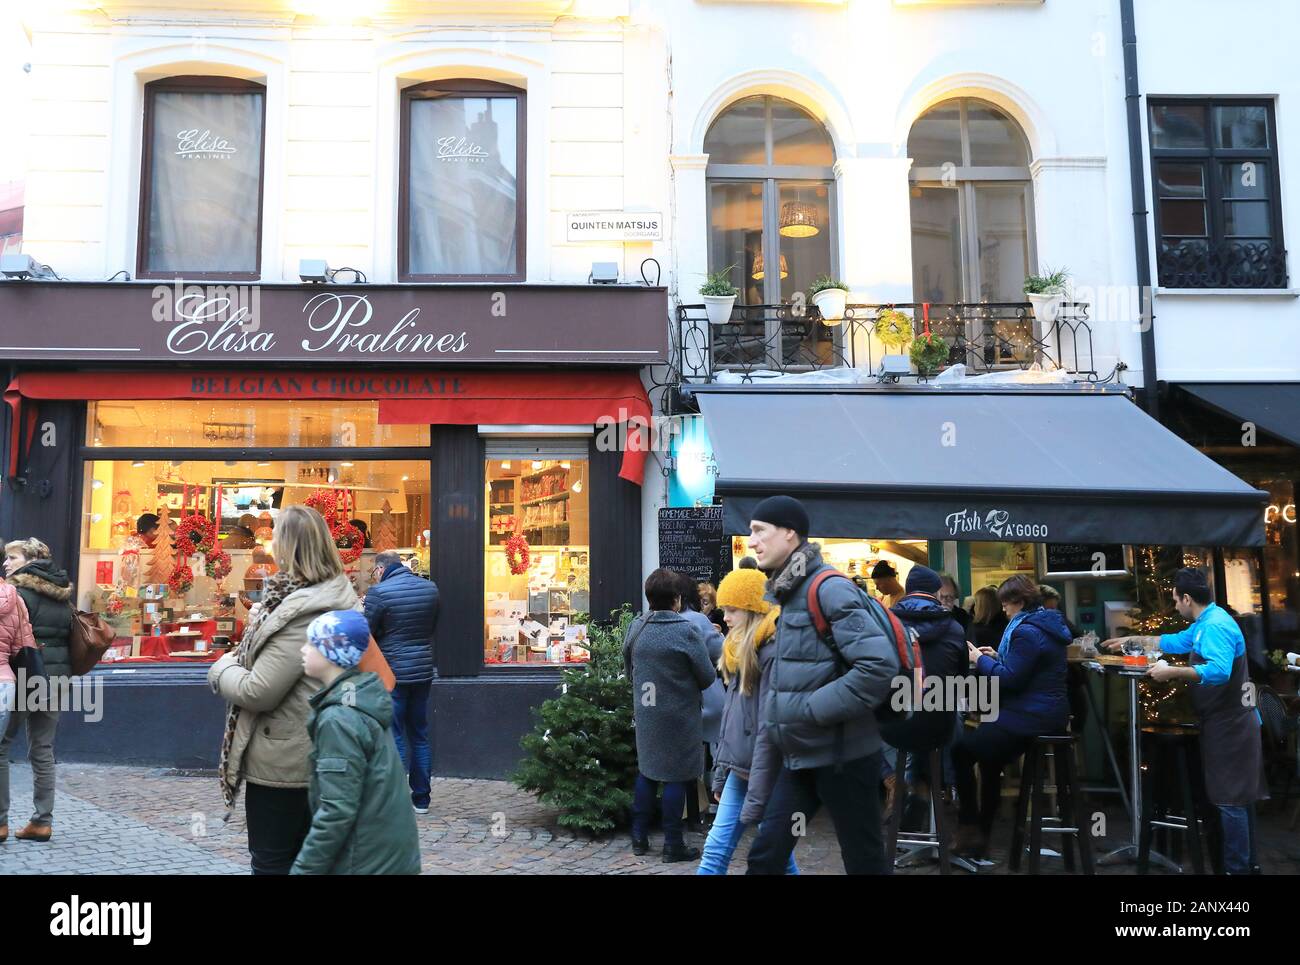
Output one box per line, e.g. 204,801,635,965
1121,0,1160,419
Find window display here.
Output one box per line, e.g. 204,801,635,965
969,541,1036,596
728,536,928,602
86,400,428,449
484,455,590,666
80,456,430,664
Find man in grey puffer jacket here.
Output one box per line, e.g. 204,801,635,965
740,496,899,875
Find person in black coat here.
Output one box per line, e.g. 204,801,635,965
880,566,967,822
967,585,1008,648
363,550,439,813
937,572,972,638
2,537,73,841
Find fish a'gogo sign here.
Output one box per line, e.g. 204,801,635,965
0,281,669,365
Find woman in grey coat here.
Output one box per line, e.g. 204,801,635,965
624,568,715,863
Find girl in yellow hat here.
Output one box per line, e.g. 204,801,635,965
697,568,798,875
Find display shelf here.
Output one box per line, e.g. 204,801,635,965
521,466,567,482
520,492,570,507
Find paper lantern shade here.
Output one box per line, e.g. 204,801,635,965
779,201,821,238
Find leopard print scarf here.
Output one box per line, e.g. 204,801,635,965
217,571,309,812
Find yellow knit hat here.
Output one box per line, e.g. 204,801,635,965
716,569,770,615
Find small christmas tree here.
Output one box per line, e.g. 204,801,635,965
513,608,638,834
373,500,398,553
146,504,176,585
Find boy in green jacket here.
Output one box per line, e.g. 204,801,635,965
292,610,421,875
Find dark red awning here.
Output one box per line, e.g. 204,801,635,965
5,370,652,484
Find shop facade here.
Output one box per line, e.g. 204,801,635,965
1,282,664,775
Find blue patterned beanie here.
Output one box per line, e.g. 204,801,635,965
306,610,369,669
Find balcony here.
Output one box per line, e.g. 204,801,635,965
672,301,1095,385
1158,239,1289,290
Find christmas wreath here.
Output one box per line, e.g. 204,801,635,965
873,308,914,350
169,564,195,595
505,534,531,575
204,549,233,581
332,521,365,565
305,489,342,528
175,513,216,557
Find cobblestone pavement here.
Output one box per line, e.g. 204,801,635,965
1,763,1297,875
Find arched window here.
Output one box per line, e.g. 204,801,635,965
908,98,1035,303
705,96,836,306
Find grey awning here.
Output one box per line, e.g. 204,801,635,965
694,386,1266,547
1178,382,1300,449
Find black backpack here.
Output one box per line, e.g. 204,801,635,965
805,569,924,724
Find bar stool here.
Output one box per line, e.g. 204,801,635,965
885,745,978,874
1137,726,1206,875
1009,734,1095,874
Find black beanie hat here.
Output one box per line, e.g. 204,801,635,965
750,495,810,540
871,560,897,580
905,564,943,595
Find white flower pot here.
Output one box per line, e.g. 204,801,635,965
1026,291,1065,323
811,288,848,324
702,294,737,325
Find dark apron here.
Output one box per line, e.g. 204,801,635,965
1189,650,1268,807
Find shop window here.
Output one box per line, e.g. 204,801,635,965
1262,479,1299,653
728,537,929,603
1148,99,1287,288
969,541,1036,594
80,458,431,664
401,79,525,281
704,95,836,366
86,400,429,449
138,77,266,279
484,443,590,666
908,98,1034,304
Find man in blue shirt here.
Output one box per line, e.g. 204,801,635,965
1104,568,1267,874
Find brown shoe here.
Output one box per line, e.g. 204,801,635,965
952,823,987,859
15,823,51,842
0,824,7,843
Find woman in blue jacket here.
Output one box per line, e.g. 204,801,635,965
952,574,1071,859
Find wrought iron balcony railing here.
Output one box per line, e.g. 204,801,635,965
1157,239,1289,289
673,301,1095,385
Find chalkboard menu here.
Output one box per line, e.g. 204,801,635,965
658,507,731,587
1043,543,1128,577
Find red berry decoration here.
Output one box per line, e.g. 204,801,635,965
176,513,216,557
169,564,194,595
332,521,365,565
204,549,233,581
505,534,531,575
305,489,342,528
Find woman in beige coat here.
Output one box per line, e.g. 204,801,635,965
207,504,358,875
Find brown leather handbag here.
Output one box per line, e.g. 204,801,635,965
69,608,116,675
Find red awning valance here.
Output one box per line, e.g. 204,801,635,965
5,370,652,484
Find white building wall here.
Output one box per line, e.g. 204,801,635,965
17,0,665,286
1134,0,1300,382
655,0,1131,378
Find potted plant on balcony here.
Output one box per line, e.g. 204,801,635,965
1024,267,1069,322
873,308,914,351
807,274,850,324
910,330,950,378
700,266,739,325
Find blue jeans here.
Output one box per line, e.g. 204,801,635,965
697,771,798,875
390,681,432,809
1217,805,1257,874
632,773,689,848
